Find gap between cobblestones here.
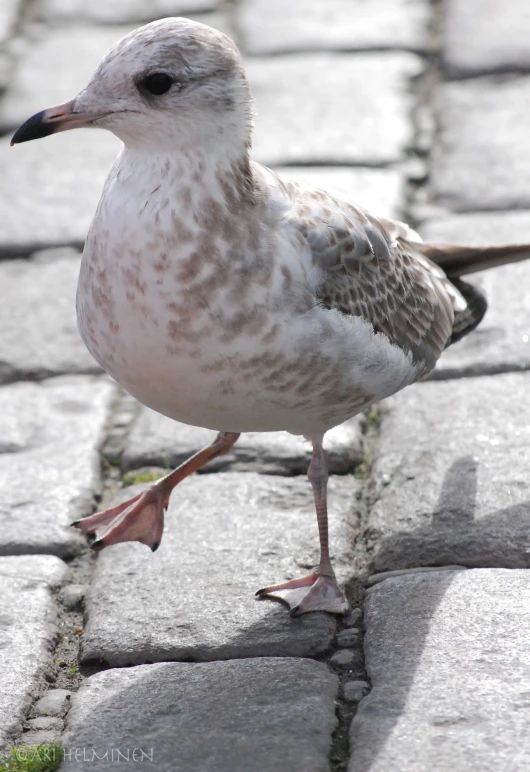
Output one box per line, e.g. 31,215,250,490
0,241,86,262
403,0,443,228
320,5,443,764
325,410,380,772
241,45,429,59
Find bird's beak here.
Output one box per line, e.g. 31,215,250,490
10,98,102,145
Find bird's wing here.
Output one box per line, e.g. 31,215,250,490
279,177,462,376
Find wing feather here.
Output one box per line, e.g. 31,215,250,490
278,176,462,376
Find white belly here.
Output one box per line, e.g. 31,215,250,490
77,257,418,436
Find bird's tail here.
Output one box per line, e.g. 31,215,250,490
419,242,530,278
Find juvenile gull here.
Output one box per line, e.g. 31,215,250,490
11,18,530,615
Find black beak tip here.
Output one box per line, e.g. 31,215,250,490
10,110,56,146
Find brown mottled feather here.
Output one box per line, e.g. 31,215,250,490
283,181,459,375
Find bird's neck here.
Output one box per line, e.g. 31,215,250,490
113,144,257,216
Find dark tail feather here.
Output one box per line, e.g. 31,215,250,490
447,278,488,347
419,242,530,278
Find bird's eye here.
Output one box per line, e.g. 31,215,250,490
139,73,174,96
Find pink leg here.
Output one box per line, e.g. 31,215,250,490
256,437,348,616
73,431,240,552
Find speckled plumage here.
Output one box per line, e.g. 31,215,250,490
12,17,530,616
62,18,502,437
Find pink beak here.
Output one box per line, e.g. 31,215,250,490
10,99,101,145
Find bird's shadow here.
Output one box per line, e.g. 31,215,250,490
349,455,530,770
373,454,530,571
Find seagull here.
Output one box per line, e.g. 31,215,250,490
11,18,530,616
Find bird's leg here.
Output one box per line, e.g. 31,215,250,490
256,437,348,616
73,431,240,552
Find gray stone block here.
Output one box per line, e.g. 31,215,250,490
345,607,362,626
0,376,115,557
0,556,67,750
26,716,63,731
248,53,421,166
367,373,530,571
81,473,359,665
349,569,530,771
442,0,530,77
1,132,120,253
275,166,404,220
0,29,124,250
420,212,530,378
329,649,362,669
32,689,71,718
336,627,362,647
343,679,369,702
0,0,20,52
0,0,20,92
0,253,101,381
59,584,87,610
0,554,69,589
430,78,530,211
367,565,466,586
19,730,60,747
62,659,337,772
39,0,223,24
122,405,364,475
238,0,429,55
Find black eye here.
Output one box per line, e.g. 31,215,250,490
139,73,174,95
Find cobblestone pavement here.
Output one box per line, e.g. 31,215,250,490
1,1,530,770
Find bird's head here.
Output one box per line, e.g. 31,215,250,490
11,18,254,156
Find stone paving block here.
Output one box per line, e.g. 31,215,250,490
367,372,530,572
0,251,101,381
247,53,420,166
81,473,359,665
0,0,20,52
238,0,429,55
27,717,63,732
1,132,121,253
276,166,404,219
62,659,337,772
40,0,223,25
32,689,71,719
0,556,68,750
122,405,364,474
430,78,530,211
442,0,530,77
0,376,115,557
420,212,530,378
0,555,69,589
349,569,530,771
0,0,22,90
